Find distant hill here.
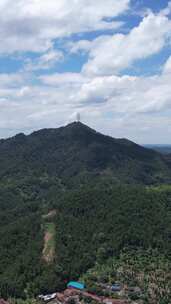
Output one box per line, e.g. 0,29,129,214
0,121,171,185
145,144,171,155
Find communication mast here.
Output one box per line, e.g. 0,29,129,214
76,112,81,122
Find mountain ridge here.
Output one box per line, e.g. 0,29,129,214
0,121,170,185
0,122,166,153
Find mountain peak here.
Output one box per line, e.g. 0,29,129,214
0,121,170,185
65,121,94,131
65,121,86,128
60,121,98,137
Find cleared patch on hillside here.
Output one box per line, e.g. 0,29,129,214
42,209,57,220
42,222,56,263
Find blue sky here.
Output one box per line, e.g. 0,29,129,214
0,0,171,144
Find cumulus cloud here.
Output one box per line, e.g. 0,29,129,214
24,50,64,71
0,1,170,144
40,72,88,86
0,0,129,54
0,73,24,87
160,1,171,16
163,56,171,74
74,12,171,75
1,66,170,138
0,76,169,143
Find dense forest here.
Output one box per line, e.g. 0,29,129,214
0,123,171,302
0,181,171,300
55,185,171,279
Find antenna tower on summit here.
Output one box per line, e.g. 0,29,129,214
76,112,81,122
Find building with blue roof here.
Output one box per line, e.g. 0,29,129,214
67,281,85,290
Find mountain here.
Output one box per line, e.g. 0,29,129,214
0,122,171,300
0,121,171,185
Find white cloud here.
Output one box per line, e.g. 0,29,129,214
0,1,170,144
0,0,129,54
76,12,171,75
0,73,23,87
1,66,170,139
24,50,64,71
0,71,169,144
39,69,171,115
40,72,88,86
70,40,93,54
160,1,171,16
163,56,171,74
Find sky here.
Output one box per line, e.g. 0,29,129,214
0,0,171,144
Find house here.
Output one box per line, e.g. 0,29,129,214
111,284,122,292
38,293,57,302
103,300,126,304
67,281,85,290
97,283,122,293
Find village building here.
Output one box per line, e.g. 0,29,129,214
38,281,128,304
67,282,85,290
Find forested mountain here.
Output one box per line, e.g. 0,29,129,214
0,122,171,185
0,122,171,302
0,182,171,301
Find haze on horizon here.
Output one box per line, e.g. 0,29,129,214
0,0,171,144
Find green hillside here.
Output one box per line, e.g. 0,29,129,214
0,123,170,302
0,182,170,300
